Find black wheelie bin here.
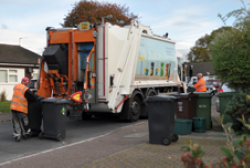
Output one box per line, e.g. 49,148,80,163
28,96,44,136
40,98,70,141
145,95,179,146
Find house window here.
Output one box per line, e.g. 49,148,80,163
0,70,7,83
9,70,18,82
0,69,19,83
33,73,39,79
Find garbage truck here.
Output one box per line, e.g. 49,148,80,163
37,20,187,122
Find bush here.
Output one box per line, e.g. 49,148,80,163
0,90,7,102
216,116,250,167
225,93,250,134
180,116,250,168
181,139,205,167
210,25,250,93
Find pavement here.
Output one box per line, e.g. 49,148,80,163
0,113,12,123
0,104,231,167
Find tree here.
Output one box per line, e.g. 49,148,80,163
62,0,139,27
187,26,232,62
210,1,250,92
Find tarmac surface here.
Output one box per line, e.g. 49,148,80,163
0,104,232,168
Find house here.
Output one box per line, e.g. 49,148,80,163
0,44,41,100
183,62,217,83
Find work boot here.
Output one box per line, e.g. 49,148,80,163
23,135,28,140
23,129,32,139
15,136,21,142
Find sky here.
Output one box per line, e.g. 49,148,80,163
0,0,249,57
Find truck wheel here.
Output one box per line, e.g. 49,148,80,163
147,90,157,97
82,112,92,120
129,96,141,122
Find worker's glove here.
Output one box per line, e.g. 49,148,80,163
187,86,196,93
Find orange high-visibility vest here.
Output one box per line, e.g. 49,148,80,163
194,78,207,92
10,83,29,114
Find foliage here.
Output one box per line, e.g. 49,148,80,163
225,92,250,134
187,26,232,62
218,0,250,29
62,0,139,27
210,1,250,92
215,115,250,167
180,116,250,168
0,90,7,102
181,139,205,168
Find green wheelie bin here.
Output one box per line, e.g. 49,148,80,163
216,92,236,124
194,92,212,130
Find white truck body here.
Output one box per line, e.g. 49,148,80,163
39,20,186,121
91,20,184,113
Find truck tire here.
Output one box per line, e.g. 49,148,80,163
129,96,141,122
82,112,93,120
120,91,143,122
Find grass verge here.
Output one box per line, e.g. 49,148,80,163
0,101,11,113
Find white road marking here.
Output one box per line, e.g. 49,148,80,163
0,122,144,166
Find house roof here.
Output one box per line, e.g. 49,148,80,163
0,44,41,65
184,62,214,76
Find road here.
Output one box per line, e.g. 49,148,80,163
0,115,144,164
0,95,218,165
212,95,217,105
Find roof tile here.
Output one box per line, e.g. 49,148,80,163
0,44,41,64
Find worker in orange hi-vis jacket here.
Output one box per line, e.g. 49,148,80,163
10,77,37,142
194,73,207,92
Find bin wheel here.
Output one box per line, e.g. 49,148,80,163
56,134,62,142
39,132,44,139
162,137,171,146
171,134,179,142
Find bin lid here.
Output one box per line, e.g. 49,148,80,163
193,117,206,121
145,95,179,103
42,98,71,104
56,99,71,104
173,93,198,99
194,92,212,98
216,92,237,97
37,96,44,101
41,98,59,103
175,118,192,123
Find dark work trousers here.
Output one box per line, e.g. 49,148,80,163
11,110,31,138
